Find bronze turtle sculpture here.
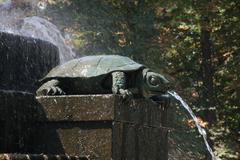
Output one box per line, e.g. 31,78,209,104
36,55,170,100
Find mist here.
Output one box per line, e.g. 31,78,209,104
0,0,76,63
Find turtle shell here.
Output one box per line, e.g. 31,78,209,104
41,55,144,82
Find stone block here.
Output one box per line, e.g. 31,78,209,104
0,92,169,159
35,95,169,160
0,90,38,153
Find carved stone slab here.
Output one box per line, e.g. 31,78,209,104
35,95,169,160
0,92,169,159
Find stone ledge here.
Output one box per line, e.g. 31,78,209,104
36,94,169,127
36,94,117,121
0,154,89,160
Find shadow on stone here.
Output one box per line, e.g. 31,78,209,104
0,90,65,154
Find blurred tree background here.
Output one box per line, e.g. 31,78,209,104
3,0,239,159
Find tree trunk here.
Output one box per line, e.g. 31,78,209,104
200,15,217,124
200,13,216,159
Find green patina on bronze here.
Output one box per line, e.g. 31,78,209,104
36,55,170,99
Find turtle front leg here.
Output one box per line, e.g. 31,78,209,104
36,79,65,96
111,72,132,99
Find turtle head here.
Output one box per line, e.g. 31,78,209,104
141,69,170,99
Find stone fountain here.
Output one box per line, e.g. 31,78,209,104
0,31,59,92
0,32,170,159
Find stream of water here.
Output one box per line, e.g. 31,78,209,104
168,91,216,160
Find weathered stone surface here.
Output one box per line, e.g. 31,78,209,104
0,90,38,153
36,95,115,121
0,31,59,92
115,98,169,127
0,93,169,159
112,98,169,160
33,125,112,159
34,95,169,160
112,122,168,160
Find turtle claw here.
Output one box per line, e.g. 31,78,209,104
46,86,65,95
119,89,133,102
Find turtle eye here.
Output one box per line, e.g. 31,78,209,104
149,76,159,86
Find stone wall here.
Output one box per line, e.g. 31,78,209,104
0,90,38,153
0,32,59,92
0,92,170,159
35,95,169,159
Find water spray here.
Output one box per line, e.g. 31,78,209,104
168,91,217,160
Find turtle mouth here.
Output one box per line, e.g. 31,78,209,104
149,85,170,95
148,90,164,95
142,89,166,99
142,83,170,99
150,94,171,103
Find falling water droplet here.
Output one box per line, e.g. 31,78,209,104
37,1,47,10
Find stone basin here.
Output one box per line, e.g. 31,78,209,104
0,91,170,159
0,31,59,93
